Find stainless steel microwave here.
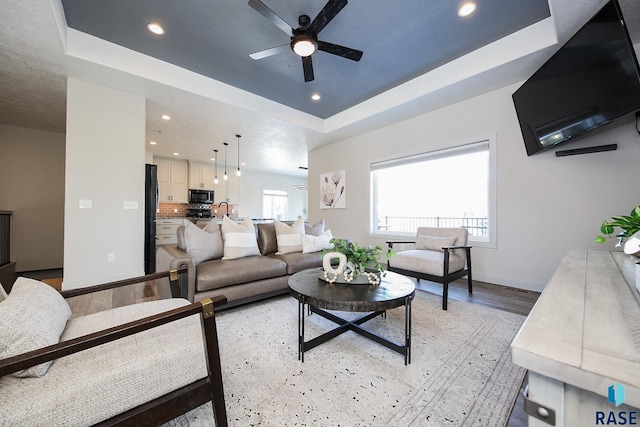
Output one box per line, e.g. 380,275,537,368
188,189,214,204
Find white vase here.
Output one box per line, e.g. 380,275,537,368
323,252,347,275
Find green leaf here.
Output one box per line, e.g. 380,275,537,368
594,236,606,243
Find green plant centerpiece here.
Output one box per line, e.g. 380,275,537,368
320,238,395,285
595,204,640,249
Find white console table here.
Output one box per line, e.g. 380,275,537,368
511,249,640,426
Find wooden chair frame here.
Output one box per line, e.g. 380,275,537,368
387,242,473,310
0,269,228,427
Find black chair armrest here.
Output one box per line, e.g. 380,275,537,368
0,295,227,378
442,245,472,250
59,268,188,299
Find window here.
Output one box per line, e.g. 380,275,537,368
370,136,495,245
263,189,288,221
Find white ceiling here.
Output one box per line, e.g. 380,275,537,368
1,0,640,178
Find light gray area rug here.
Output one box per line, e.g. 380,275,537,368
163,290,526,427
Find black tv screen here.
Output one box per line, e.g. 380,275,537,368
512,0,640,156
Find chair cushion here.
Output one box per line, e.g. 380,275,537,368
0,299,208,426
0,277,71,378
196,256,287,291
415,234,457,251
301,229,333,253
275,218,304,254
389,249,465,276
180,221,224,265
221,217,260,260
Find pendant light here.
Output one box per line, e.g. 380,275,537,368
213,149,219,185
223,142,229,181
236,134,242,177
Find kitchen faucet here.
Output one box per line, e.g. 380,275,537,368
218,201,229,217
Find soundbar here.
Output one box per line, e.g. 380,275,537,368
555,144,618,157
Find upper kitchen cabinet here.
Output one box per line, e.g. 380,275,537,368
188,161,215,190
214,172,240,204
156,158,188,203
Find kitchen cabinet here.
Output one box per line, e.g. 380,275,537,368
214,172,240,204
155,218,185,246
156,158,188,203
188,161,215,190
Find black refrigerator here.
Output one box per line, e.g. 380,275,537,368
144,164,158,274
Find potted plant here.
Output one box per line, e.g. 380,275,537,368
595,204,640,249
321,238,395,284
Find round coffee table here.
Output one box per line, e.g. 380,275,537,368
288,268,415,364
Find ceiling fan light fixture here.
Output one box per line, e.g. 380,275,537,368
292,36,317,57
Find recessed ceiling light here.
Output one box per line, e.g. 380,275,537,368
311,93,321,101
161,114,171,120
147,22,165,35
458,2,476,17
173,152,179,156
149,141,157,145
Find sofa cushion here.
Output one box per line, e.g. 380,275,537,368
0,298,208,426
221,217,260,260
196,256,287,291
301,229,333,253
181,221,224,265
389,249,465,276
0,277,71,378
275,218,304,255
271,252,324,275
415,234,457,252
304,218,325,236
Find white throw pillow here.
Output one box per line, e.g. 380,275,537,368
301,229,334,253
0,277,72,377
182,221,224,265
275,218,304,255
415,234,457,252
221,216,260,260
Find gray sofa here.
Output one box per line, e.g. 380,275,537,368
156,220,327,308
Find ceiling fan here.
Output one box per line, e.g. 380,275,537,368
248,0,363,82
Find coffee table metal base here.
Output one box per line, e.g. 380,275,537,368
296,296,412,365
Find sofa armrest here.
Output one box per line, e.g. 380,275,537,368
156,246,197,301
386,241,416,253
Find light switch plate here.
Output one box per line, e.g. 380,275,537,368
79,199,92,209
123,200,138,210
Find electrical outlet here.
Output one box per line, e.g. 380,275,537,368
107,253,116,263
174,208,178,213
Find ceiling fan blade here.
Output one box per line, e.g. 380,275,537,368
248,0,293,35
308,0,348,35
317,40,363,61
302,56,314,82
249,44,290,60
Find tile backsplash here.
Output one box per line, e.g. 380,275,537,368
157,203,187,218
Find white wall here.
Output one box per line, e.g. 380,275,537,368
0,124,65,271
239,170,308,220
63,78,146,289
309,83,640,291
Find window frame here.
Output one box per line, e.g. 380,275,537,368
369,134,497,248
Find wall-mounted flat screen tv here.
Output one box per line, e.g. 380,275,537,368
512,0,640,156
